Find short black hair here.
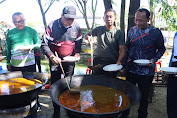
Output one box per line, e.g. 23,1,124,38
104,8,116,16
137,8,150,19
12,12,23,19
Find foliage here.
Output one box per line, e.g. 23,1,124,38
81,28,89,38
27,22,34,28
0,23,10,38
154,0,177,31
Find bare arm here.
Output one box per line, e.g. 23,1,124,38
116,45,125,65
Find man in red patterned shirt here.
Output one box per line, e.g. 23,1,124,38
41,5,82,118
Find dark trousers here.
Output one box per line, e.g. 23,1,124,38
167,62,177,118
34,56,41,72
11,64,36,72
93,57,118,78
121,71,153,118
34,49,41,72
50,61,75,118
167,76,177,118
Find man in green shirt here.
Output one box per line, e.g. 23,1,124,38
85,8,125,77
6,12,41,72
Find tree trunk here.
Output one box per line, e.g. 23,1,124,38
91,0,98,30
120,0,126,33
127,0,140,32
83,13,90,30
83,1,90,30
150,0,155,26
103,0,112,10
37,0,47,29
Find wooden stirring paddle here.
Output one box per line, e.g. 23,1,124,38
55,52,80,93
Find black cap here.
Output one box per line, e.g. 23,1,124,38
63,6,76,18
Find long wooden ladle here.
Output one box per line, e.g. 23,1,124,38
90,36,93,66
55,52,80,93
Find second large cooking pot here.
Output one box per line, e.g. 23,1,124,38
50,74,141,118
0,71,48,109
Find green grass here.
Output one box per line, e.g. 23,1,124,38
75,59,88,69
40,58,50,72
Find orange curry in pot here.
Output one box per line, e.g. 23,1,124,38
60,85,130,113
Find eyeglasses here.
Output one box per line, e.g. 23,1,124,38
13,20,25,25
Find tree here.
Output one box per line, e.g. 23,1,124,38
149,0,156,26
127,0,140,32
153,0,177,31
71,0,98,30
103,0,112,10
37,0,58,29
120,0,126,33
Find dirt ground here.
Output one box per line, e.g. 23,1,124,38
37,84,168,118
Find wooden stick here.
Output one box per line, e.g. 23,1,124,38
90,36,93,66
55,51,70,89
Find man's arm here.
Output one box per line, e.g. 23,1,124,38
116,30,125,65
33,29,41,49
41,23,61,64
116,45,125,65
153,29,166,63
74,28,83,54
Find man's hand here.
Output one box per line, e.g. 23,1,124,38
49,54,61,65
84,32,94,44
74,53,80,61
162,74,168,84
148,59,154,67
116,61,121,65
7,65,11,71
87,36,94,44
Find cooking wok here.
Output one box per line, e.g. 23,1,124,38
0,71,48,109
50,74,141,118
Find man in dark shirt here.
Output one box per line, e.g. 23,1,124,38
84,8,125,78
41,6,82,118
122,8,166,118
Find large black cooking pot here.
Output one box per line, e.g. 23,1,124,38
0,71,48,109
50,74,141,118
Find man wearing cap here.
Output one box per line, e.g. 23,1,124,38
41,5,82,118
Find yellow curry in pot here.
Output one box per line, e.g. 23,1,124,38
0,78,43,95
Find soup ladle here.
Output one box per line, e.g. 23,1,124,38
55,52,80,93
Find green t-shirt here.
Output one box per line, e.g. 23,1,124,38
6,26,41,67
92,26,125,61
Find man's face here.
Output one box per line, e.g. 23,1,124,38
104,11,116,27
135,11,150,30
13,15,25,30
61,15,74,27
